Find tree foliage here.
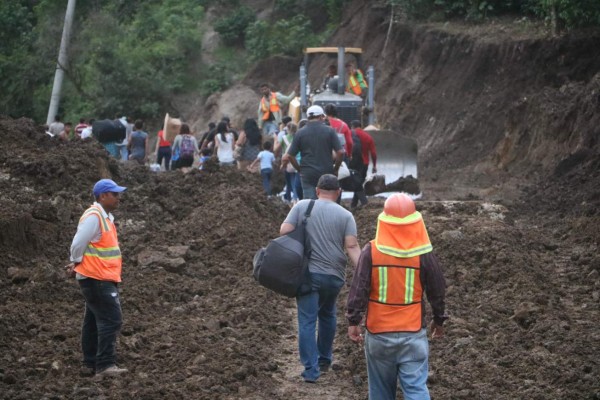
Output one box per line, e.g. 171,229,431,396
245,15,322,61
1,0,599,124
393,0,600,26
214,6,256,45
0,2,39,118
0,0,205,123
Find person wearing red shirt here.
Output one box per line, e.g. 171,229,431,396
154,129,172,171
350,120,378,209
351,120,377,174
324,104,353,157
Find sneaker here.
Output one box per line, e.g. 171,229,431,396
95,365,128,377
319,362,331,373
301,370,319,383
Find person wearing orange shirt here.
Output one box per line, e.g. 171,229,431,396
66,179,128,377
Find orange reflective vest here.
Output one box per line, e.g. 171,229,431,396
366,211,432,333
347,70,367,96
74,205,122,283
260,92,280,121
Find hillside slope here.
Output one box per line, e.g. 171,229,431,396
194,0,599,210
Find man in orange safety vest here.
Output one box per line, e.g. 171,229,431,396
345,62,368,97
346,193,447,400
66,179,128,378
257,82,296,137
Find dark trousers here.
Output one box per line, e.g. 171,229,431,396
295,173,304,200
79,278,123,372
351,163,368,208
157,146,172,170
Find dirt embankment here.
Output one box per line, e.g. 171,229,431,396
0,117,295,399
0,117,598,399
322,1,600,208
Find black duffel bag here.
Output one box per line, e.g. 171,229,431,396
253,200,315,298
92,119,126,143
339,169,364,192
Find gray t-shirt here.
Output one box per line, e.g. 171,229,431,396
284,199,357,281
287,121,342,187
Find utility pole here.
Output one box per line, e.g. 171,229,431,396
46,0,77,126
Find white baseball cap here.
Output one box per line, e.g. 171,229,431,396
306,105,324,117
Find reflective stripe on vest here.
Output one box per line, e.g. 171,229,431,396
347,70,367,96
260,93,280,121
84,245,122,259
366,243,423,333
80,206,109,231
375,266,419,304
348,75,362,95
74,205,122,283
374,211,432,258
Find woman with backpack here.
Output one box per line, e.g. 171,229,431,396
213,121,236,166
171,124,198,170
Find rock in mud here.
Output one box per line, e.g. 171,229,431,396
7,267,29,284
167,245,189,258
162,257,186,273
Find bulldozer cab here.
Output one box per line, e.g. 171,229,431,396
292,47,419,186
297,47,373,126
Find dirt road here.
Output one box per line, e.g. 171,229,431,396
0,117,598,399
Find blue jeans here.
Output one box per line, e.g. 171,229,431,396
365,329,430,400
301,179,317,200
284,171,299,201
262,121,278,136
261,168,273,195
296,272,345,382
79,279,123,372
119,144,129,161
103,142,120,159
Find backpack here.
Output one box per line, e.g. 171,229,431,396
253,200,315,297
92,119,126,144
349,128,363,170
180,135,195,159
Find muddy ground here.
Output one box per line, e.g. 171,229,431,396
0,112,598,400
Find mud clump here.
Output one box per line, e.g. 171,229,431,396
0,116,293,399
0,116,598,399
364,174,420,195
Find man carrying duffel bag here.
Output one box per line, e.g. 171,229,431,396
278,174,360,383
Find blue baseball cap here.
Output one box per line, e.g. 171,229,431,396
93,179,127,197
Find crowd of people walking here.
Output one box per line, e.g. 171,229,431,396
47,77,380,208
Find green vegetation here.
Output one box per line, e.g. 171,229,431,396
214,6,256,45
1,0,206,123
245,15,323,61
391,0,600,28
0,0,598,124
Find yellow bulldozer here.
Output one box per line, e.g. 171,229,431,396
290,47,419,193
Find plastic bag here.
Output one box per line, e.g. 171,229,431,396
337,161,350,180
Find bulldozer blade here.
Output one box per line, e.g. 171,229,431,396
367,129,418,181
